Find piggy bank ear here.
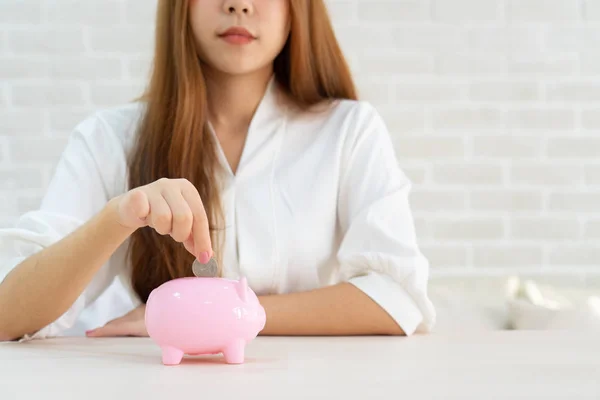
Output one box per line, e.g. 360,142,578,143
237,276,248,302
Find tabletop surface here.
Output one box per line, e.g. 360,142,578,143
1,331,598,399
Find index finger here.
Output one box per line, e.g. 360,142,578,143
180,182,212,262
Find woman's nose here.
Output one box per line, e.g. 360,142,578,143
223,0,254,16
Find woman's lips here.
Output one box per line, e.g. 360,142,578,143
218,27,256,45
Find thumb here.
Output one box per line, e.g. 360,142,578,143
183,235,196,258
183,234,213,260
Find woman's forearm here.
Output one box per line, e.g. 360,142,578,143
258,282,405,336
0,199,135,341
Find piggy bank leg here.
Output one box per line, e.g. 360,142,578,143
161,346,184,365
222,340,245,364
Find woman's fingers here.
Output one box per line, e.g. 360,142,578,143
114,178,212,261
161,189,193,243
147,192,172,236
180,180,212,262
86,318,133,337
183,235,196,258
86,307,148,337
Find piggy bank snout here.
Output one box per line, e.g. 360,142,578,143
240,295,266,334
258,304,266,332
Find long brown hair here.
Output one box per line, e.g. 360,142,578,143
128,0,358,303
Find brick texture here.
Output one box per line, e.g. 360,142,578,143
510,164,584,186
473,245,543,268
1,0,599,278
585,219,600,237
507,0,581,21
420,245,469,268
510,218,582,240
585,0,600,20
470,190,542,211
433,0,503,22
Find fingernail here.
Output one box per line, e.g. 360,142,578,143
198,251,210,264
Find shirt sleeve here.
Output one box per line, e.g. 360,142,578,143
336,102,436,335
0,112,127,341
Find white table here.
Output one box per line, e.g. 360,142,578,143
1,331,598,399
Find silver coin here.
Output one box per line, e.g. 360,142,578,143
192,257,218,277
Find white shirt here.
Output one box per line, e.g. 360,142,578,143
0,78,436,340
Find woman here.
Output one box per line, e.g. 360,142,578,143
0,0,435,341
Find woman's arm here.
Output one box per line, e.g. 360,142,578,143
258,282,404,336
0,118,133,342
0,113,213,342
0,177,213,342
85,280,405,338
331,103,436,336
0,200,135,341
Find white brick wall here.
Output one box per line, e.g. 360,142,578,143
1,0,599,278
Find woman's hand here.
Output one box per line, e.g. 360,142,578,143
85,305,148,337
111,178,213,262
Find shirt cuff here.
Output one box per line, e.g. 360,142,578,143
348,271,426,336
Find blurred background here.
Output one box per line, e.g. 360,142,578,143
1,0,599,293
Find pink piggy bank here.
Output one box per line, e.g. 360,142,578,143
145,276,266,365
